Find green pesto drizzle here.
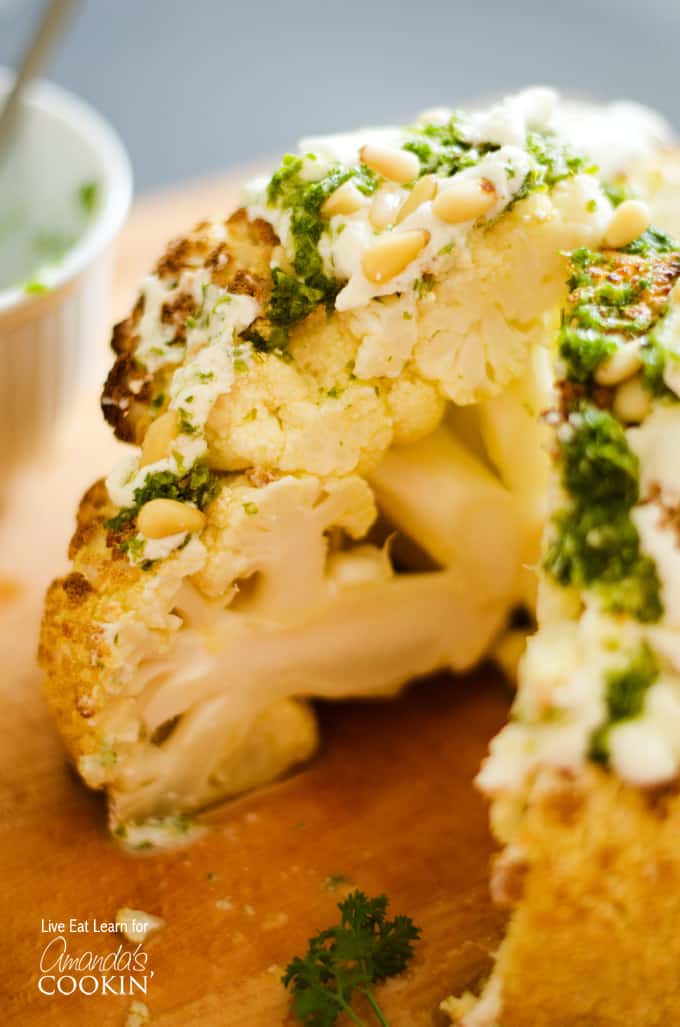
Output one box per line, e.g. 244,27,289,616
544,404,663,622
589,643,659,761
105,463,219,536
558,237,680,394
264,157,378,335
401,116,496,177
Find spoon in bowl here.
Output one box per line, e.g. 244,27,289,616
0,0,80,167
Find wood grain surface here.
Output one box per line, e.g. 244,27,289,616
0,173,510,1026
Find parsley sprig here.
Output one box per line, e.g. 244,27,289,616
282,890,420,1027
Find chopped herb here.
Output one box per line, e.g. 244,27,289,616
558,244,680,391
119,534,146,561
178,410,197,434
243,502,259,516
264,157,378,336
620,226,676,257
414,273,436,297
402,114,492,177
268,267,330,327
544,404,662,622
589,644,659,761
283,890,420,1027
602,180,631,208
526,131,593,187
106,463,219,534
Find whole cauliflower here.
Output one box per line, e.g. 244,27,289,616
40,87,616,833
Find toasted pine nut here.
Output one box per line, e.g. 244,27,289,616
271,244,293,273
433,177,496,224
321,181,366,217
369,184,404,230
359,143,420,184
140,411,178,467
362,229,430,284
603,200,651,249
138,498,206,539
613,375,651,424
594,340,642,386
395,175,438,224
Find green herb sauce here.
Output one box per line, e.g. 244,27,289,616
105,463,219,535
589,643,659,761
544,404,662,622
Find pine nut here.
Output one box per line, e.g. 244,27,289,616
140,411,178,467
395,175,438,224
359,143,420,184
603,200,651,249
613,375,651,424
321,181,366,217
594,340,642,386
137,498,206,539
369,184,404,230
432,177,497,224
362,229,430,283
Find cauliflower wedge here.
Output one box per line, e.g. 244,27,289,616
41,87,615,830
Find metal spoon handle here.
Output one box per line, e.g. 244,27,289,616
0,0,80,161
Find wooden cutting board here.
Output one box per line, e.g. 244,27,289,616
0,173,510,1027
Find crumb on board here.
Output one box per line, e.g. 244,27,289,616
215,897,233,911
125,1000,150,1027
262,911,289,930
323,873,350,891
115,907,165,945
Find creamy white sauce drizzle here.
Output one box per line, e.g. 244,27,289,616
106,277,259,526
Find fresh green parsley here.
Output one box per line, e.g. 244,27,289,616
283,890,420,1027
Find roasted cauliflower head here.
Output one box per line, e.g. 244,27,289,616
40,87,628,832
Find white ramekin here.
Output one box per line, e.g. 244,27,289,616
0,69,132,480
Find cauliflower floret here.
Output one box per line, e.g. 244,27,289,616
415,179,610,404
42,463,512,826
205,354,393,477
195,473,376,611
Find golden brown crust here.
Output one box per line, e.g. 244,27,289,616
40,481,145,767
100,211,279,444
489,767,680,1026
